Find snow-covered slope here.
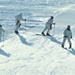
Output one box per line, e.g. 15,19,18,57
0,0,75,75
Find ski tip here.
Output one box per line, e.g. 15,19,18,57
36,34,45,36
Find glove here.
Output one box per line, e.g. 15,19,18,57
53,23,55,25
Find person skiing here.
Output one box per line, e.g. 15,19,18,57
62,25,72,49
0,25,5,42
15,20,21,34
42,16,55,36
15,13,26,34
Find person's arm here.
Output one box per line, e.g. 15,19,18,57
52,23,55,25
64,29,67,37
21,18,26,21
49,19,55,25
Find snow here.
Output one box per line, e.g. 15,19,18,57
0,0,75,75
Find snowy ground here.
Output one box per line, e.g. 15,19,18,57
0,0,75,75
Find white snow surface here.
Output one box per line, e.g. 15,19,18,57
0,0,75,75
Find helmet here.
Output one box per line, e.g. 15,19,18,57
51,16,54,19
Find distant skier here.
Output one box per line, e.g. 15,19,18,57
42,16,55,36
15,13,26,34
62,25,72,49
0,25,5,42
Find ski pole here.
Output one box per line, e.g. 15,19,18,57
25,19,26,26
53,24,55,36
2,32,4,47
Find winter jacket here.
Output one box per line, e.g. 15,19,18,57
64,29,72,39
46,18,53,29
15,13,24,21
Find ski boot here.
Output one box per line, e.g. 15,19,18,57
42,32,45,36
46,33,51,36
69,45,71,49
62,44,64,48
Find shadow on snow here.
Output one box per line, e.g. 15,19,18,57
48,36,62,45
27,19,43,22
48,36,75,55
17,34,33,46
0,49,11,57
66,48,75,55
19,25,36,31
25,25,36,28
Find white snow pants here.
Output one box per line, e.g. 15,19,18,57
15,25,19,31
43,24,51,34
62,37,72,47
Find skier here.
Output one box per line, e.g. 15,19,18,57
15,20,21,34
0,25,5,42
42,16,55,36
15,13,26,34
62,25,72,49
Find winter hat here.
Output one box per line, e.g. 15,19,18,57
67,25,70,28
51,16,54,19
67,25,70,30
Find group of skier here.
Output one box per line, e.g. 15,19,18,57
41,16,72,49
0,13,73,49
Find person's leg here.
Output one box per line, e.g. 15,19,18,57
67,38,72,48
62,37,66,48
42,25,47,35
46,26,50,36
42,26,47,33
15,25,19,34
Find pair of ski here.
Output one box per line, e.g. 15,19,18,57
62,47,72,50
36,33,52,37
